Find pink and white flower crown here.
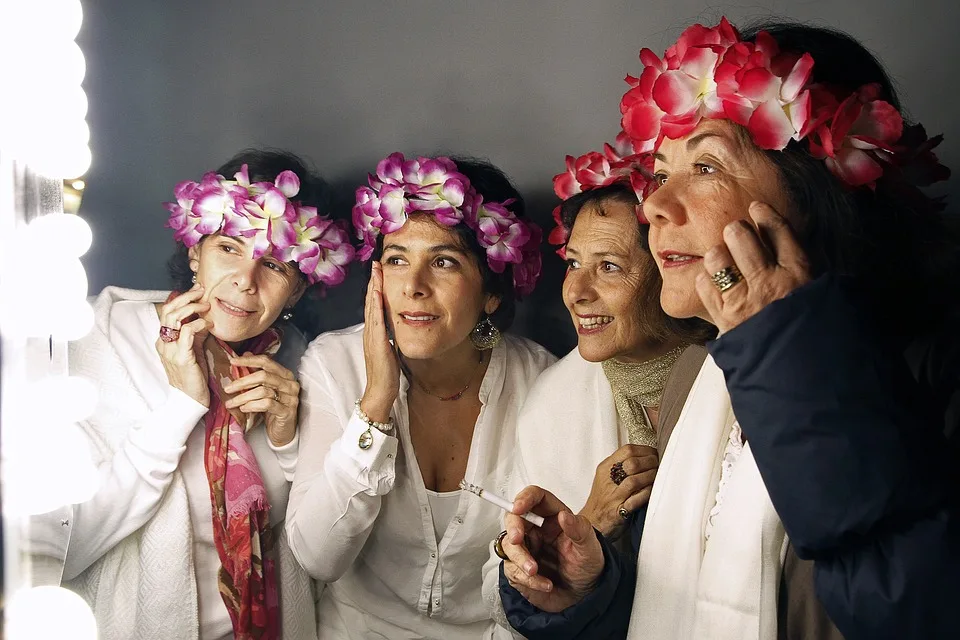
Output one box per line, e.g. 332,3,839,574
164,165,355,286
616,18,948,190
548,133,656,258
352,152,543,297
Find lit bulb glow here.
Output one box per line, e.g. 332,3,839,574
6,586,98,640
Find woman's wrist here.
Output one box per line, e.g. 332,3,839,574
359,392,395,424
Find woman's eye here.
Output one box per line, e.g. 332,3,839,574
264,261,283,272
696,163,717,175
383,255,404,266
220,244,237,254
653,173,668,186
434,256,459,269
565,259,580,270
601,261,621,273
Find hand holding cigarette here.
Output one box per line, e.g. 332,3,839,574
459,480,545,527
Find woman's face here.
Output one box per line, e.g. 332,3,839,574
563,198,663,363
380,215,499,360
189,234,305,344
644,119,791,320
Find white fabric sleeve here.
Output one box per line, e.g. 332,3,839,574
267,431,299,482
62,387,207,581
285,354,398,583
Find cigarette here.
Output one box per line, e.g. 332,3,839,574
459,480,545,527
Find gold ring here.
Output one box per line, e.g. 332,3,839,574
618,505,630,520
493,530,509,560
711,265,743,293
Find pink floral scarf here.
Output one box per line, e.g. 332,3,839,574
203,330,281,639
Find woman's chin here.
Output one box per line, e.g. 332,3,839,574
659,288,703,321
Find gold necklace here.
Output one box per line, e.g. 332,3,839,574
414,351,484,401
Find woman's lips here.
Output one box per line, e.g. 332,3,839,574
398,312,440,327
216,298,254,317
657,250,703,270
576,314,613,336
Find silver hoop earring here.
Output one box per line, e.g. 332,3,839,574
470,315,501,350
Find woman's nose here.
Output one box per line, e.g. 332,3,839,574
643,182,687,228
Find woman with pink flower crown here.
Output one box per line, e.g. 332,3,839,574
40,150,355,640
285,155,554,639
496,19,960,640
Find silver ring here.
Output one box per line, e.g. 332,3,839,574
272,388,279,402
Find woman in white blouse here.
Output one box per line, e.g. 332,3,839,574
46,150,355,640
286,154,555,639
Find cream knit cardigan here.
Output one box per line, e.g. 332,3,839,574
59,287,316,639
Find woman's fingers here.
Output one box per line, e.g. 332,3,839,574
747,201,811,277
619,452,658,477
504,560,554,593
622,486,653,512
176,317,211,356
224,384,278,410
160,300,210,329
224,369,298,396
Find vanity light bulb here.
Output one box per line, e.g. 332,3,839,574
6,586,97,640
28,212,93,257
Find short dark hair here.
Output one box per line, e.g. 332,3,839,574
166,148,335,335
369,156,527,333
741,21,959,337
559,183,717,345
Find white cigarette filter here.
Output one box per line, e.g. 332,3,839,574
458,480,545,527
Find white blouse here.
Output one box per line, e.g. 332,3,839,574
286,324,555,639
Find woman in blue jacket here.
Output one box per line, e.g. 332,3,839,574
497,19,959,640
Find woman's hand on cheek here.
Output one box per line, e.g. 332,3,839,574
360,261,401,423
696,201,812,333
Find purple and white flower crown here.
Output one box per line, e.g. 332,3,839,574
352,153,542,297
165,165,355,286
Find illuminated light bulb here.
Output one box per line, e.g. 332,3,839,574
72,180,85,190
3,422,100,516
28,213,93,257
33,143,92,181
6,586,97,640
27,376,99,423
48,299,94,342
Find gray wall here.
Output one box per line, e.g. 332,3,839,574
77,0,959,353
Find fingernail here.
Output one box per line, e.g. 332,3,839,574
524,561,535,575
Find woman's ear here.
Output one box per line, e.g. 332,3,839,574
285,278,309,309
484,294,501,316
187,244,200,275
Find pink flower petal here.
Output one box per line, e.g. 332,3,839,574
827,147,884,186
747,99,796,150
738,67,779,103
653,70,702,115
274,170,300,198
780,53,814,102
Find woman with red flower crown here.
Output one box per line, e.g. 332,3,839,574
496,19,960,640
32,149,356,639
285,155,555,638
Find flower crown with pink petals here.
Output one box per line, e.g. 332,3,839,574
352,152,543,297
548,133,656,258
618,17,948,190
165,165,356,286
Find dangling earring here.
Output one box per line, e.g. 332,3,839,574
281,309,294,322
470,315,501,350
191,273,197,284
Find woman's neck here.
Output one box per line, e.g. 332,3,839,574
403,339,487,398
614,337,685,364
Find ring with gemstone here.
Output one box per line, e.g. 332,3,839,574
618,504,630,520
610,461,627,485
159,325,180,343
